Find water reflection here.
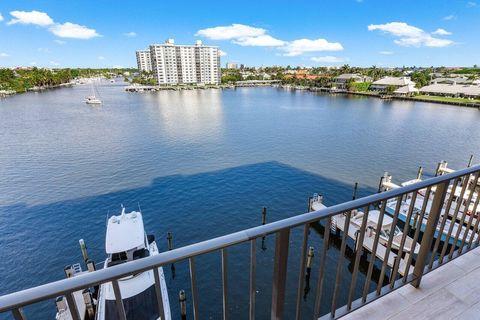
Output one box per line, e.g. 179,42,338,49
146,89,225,142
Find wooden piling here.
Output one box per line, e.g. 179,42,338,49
179,290,187,320
167,232,173,251
79,239,89,264
468,155,474,167
352,182,358,200
417,166,423,180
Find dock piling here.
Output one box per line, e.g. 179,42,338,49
167,232,175,278
82,289,95,320
261,207,267,251
79,239,89,265
352,182,358,200
167,232,173,251
417,166,423,180
468,155,474,168
179,290,187,320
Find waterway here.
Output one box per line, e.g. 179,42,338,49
0,81,479,319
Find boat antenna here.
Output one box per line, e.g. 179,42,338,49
106,210,109,225
137,202,142,213
121,204,125,217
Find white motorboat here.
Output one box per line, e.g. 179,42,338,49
95,207,171,320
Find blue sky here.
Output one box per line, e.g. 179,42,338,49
0,0,479,68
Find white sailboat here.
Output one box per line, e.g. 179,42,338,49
85,78,102,105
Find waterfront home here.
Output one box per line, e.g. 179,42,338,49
430,76,472,85
369,76,416,92
393,84,419,97
333,74,372,89
419,83,480,99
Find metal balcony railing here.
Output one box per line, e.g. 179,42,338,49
1,164,480,320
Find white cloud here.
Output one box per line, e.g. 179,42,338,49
7,10,100,40
196,23,343,57
233,35,285,46
0,13,3,22
368,22,423,38
112,65,124,68
311,56,349,63
368,22,454,47
54,39,66,45
219,50,227,56
466,1,477,7
196,23,285,47
50,61,60,66
443,15,456,20
379,51,394,55
8,10,54,26
98,56,105,60
30,61,37,65
281,38,343,56
49,22,100,39
432,28,452,35
124,31,137,37
196,23,265,40
0,52,9,57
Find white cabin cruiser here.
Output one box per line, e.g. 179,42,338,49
95,207,171,320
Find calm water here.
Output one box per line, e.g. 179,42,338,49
1,82,479,319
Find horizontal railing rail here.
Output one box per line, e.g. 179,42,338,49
1,163,480,320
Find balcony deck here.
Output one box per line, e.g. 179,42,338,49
342,245,480,320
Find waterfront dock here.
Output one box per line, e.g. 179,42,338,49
332,213,413,277
1,162,479,320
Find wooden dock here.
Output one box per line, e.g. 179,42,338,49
333,214,412,277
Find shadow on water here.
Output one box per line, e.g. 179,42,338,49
1,161,384,319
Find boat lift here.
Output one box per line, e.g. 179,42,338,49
310,195,415,277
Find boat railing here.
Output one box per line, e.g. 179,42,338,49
1,164,480,320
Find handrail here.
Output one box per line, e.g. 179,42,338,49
1,163,479,313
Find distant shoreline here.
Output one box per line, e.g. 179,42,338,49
276,84,480,109
3,80,479,109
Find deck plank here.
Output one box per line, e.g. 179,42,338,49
341,246,480,320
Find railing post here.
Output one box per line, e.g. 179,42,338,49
12,308,26,320
153,267,166,320
411,181,449,288
65,292,81,320
111,280,127,320
271,229,290,320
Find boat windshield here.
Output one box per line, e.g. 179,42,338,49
105,284,158,320
384,226,401,238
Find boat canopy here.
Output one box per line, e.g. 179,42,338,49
106,209,145,254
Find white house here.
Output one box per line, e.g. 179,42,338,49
334,74,372,89
393,84,419,97
370,77,416,92
419,83,480,99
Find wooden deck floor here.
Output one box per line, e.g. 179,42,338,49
342,246,480,320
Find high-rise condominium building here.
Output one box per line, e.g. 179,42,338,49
135,50,152,73
136,39,221,85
